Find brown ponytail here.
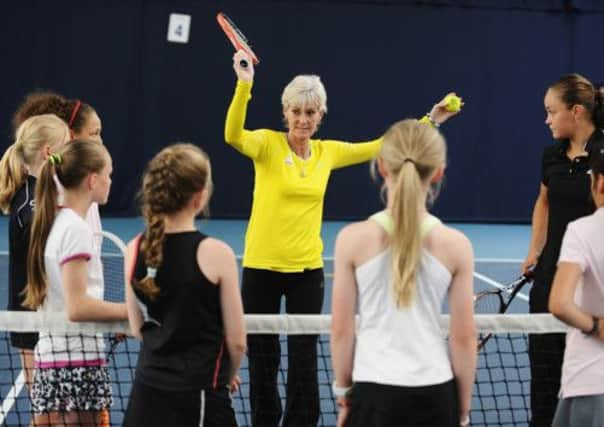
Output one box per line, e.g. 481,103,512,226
135,143,212,299
24,140,108,309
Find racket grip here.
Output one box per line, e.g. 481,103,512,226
239,59,248,68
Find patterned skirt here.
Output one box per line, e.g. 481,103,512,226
31,365,113,414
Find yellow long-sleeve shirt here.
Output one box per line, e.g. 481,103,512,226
225,80,382,272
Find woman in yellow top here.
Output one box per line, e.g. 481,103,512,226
225,49,460,427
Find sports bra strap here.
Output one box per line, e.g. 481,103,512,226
369,210,441,238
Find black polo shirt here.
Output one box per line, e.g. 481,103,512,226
538,129,604,276
8,175,36,311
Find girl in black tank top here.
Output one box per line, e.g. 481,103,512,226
123,144,245,427
131,231,230,390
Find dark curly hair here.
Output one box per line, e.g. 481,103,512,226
12,91,96,135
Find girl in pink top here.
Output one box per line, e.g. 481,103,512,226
550,143,604,426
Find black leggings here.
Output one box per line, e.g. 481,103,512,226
242,267,324,427
529,273,565,427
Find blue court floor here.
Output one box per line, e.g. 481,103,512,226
0,217,533,426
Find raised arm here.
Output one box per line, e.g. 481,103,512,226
446,231,476,427
224,50,268,160
329,138,383,169
330,92,463,169
420,92,464,127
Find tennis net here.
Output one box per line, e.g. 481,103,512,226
0,312,567,426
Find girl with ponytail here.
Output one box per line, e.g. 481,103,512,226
331,119,476,427
0,114,70,400
24,140,127,426
523,73,604,426
123,144,245,427
11,90,105,248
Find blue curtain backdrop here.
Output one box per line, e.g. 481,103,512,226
1,0,603,222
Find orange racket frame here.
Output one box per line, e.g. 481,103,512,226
217,12,260,66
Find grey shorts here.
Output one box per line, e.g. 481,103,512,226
552,394,604,427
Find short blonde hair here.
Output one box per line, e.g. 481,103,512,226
281,75,328,113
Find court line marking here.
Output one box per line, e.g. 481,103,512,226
0,369,25,425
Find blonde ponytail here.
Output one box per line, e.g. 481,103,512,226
0,114,68,214
390,160,424,307
378,119,446,307
0,143,26,214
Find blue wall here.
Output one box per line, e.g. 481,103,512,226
1,1,603,222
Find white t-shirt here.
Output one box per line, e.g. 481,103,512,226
35,208,105,367
558,207,604,398
352,213,454,387
57,177,103,244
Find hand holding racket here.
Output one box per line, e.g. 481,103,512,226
474,268,534,350
233,50,254,82
217,12,259,69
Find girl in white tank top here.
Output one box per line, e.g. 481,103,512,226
331,119,476,427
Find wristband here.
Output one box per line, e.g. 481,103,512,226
583,316,600,336
459,415,470,426
332,381,352,398
336,396,351,408
419,113,440,128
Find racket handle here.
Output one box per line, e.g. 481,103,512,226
239,59,249,68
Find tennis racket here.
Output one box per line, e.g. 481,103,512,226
474,268,534,350
217,12,260,68
96,230,128,427
96,230,128,361
96,231,127,303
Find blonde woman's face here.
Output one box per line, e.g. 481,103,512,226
284,104,323,141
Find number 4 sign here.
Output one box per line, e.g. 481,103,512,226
167,13,191,43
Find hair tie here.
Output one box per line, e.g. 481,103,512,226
146,267,157,279
48,153,62,165
403,158,416,165
68,100,81,128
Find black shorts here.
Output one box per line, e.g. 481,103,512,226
347,380,459,427
10,331,38,350
123,380,237,427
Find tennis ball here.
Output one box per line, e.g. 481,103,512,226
445,95,462,112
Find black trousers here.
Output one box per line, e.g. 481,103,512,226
347,380,459,427
529,272,566,427
242,267,324,427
